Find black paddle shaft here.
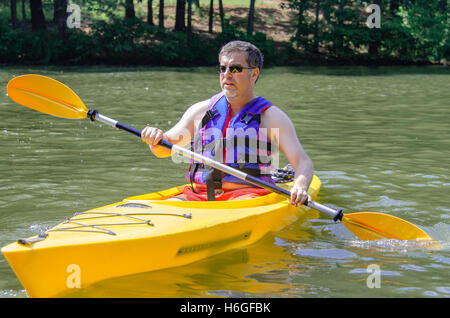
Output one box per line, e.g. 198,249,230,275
87,109,344,222
88,109,141,137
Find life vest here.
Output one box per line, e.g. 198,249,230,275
186,92,275,200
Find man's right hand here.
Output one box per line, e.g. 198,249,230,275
141,126,165,146
141,126,171,158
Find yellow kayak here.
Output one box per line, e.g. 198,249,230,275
2,176,320,298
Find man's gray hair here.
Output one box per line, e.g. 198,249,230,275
219,41,264,70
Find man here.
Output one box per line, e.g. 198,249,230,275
141,40,313,206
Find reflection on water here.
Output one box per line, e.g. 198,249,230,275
61,235,303,298
0,66,449,298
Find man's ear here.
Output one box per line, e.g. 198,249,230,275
252,68,260,83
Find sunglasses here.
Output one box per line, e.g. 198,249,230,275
217,64,256,74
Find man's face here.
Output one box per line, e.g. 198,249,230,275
219,51,259,100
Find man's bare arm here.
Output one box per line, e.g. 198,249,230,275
262,106,314,205
141,99,210,157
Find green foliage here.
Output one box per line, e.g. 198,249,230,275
397,1,450,61
0,17,216,65
282,0,449,64
215,22,284,66
0,25,67,64
0,0,448,65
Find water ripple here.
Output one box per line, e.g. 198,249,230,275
295,248,357,260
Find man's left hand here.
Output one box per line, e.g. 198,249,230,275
290,185,310,207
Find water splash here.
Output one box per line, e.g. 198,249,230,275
0,289,27,298
347,238,443,252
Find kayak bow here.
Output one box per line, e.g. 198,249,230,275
2,178,321,298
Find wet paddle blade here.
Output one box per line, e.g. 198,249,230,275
342,212,432,241
7,74,89,119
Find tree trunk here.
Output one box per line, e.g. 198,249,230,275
175,0,185,31
187,0,192,35
125,0,136,19
159,0,164,28
439,0,447,12
56,0,68,42
389,0,399,14
368,0,381,59
313,0,320,53
53,0,60,23
29,0,46,31
247,0,256,35
53,0,63,24
218,0,225,31
296,0,307,40
21,0,26,31
148,0,154,26
337,0,345,24
10,0,18,29
208,0,214,33
335,0,345,55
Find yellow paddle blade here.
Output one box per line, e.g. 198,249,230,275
7,74,88,119
342,212,432,241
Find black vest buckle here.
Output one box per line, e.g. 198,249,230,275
240,112,261,125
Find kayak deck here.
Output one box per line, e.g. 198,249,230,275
2,175,321,298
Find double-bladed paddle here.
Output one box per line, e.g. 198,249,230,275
6,74,432,241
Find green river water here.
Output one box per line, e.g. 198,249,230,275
0,66,449,298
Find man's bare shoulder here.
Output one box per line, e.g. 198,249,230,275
177,99,210,125
185,99,211,121
190,99,211,112
165,98,211,143
261,105,292,128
